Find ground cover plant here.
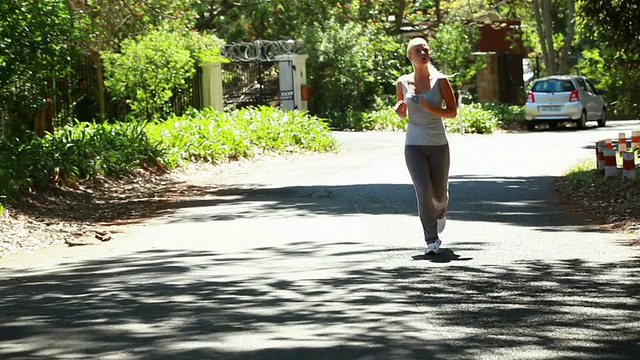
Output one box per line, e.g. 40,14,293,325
0,106,336,206
146,106,337,166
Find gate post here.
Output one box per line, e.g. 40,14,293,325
275,54,309,111
202,62,224,111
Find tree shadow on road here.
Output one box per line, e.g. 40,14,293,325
0,243,637,359
156,174,603,233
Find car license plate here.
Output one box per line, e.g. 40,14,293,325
540,105,562,111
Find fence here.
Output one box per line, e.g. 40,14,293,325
1,41,306,135
0,61,203,134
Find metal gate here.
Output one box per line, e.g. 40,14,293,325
221,40,300,108
222,60,294,108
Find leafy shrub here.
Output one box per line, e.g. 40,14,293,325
362,108,407,131
429,22,484,89
0,121,165,203
480,103,526,128
0,106,337,204
577,47,640,117
146,106,337,167
446,103,499,134
103,27,226,120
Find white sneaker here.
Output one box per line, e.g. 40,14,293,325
437,216,446,233
425,239,442,255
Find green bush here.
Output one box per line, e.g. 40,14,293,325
577,47,640,116
362,108,407,131
0,121,165,202
0,106,337,204
429,22,484,89
446,103,499,134
146,106,337,167
480,103,526,128
103,27,226,120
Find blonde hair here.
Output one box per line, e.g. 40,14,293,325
406,37,445,78
406,37,429,57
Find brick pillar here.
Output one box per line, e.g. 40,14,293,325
475,52,500,103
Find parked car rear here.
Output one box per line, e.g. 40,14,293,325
524,75,607,130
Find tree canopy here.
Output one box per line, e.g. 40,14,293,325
578,0,640,53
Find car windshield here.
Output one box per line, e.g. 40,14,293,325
531,79,575,93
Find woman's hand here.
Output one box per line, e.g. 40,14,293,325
394,100,407,118
419,97,438,114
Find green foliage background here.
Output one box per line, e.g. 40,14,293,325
303,17,408,129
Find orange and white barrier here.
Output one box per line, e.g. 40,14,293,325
596,131,638,180
596,140,606,173
632,131,640,149
622,151,636,180
605,138,613,149
603,148,617,177
618,133,627,153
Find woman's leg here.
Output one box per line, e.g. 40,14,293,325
404,145,438,242
429,144,450,220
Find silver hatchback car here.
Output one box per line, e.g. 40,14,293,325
525,75,606,130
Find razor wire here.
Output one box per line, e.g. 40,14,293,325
222,40,304,62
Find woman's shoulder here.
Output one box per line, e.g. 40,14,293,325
397,73,414,83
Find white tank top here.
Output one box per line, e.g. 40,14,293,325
399,74,448,146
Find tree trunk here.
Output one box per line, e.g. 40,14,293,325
435,0,442,24
541,0,556,75
532,0,556,76
394,0,406,34
532,0,548,76
558,0,576,74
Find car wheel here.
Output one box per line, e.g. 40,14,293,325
576,111,587,130
597,108,607,127
526,121,536,131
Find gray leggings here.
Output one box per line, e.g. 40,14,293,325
404,144,450,242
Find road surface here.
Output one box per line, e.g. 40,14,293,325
1,121,639,359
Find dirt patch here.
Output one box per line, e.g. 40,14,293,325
0,165,222,257
555,172,640,245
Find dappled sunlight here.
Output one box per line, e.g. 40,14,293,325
1,241,637,359
154,175,599,234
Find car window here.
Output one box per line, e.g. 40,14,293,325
531,79,575,92
575,78,586,91
585,79,598,93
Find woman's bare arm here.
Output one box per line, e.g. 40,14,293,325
419,78,458,118
394,79,407,118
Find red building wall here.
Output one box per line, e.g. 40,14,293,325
475,20,525,105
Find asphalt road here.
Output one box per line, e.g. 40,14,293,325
1,121,639,359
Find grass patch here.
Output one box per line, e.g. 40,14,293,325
563,159,599,188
